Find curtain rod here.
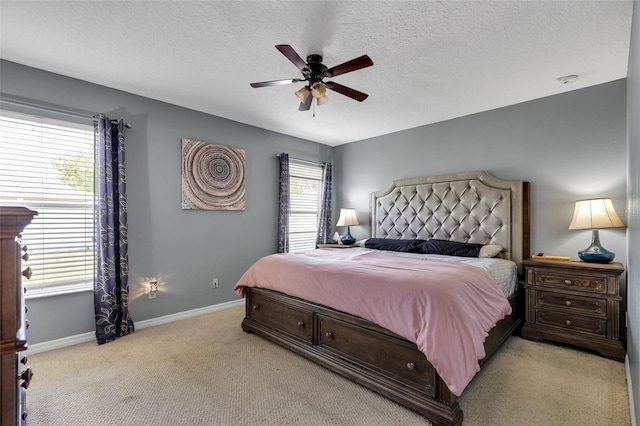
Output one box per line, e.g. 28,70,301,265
275,153,329,166
0,95,133,128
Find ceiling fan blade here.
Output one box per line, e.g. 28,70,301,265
276,45,308,71
250,78,304,88
322,55,373,78
323,81,368,102
298,94,313,111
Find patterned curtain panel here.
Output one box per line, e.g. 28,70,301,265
277,153,290,253
316,163,333,244
93,115,134,345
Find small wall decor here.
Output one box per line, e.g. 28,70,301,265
181,138,245,210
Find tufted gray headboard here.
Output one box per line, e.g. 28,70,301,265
370,171,530,268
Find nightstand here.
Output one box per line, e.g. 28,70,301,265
521,258,625,361
316,243,358,249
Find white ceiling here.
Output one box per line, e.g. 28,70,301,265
0,1,634,146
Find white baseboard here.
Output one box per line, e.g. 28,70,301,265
627,355,637,426
25,299,244,355
135,298,244,330
26,330,96,355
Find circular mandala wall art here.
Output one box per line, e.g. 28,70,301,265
181,139,245,210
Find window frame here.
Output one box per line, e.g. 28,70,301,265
0,109,96,299
288,159,324,253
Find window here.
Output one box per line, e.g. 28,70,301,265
0,111,95,297
288,160,323,253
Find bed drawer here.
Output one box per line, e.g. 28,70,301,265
536,309,606,336
247,292,313,343
317,314,436,397
535,291,606,316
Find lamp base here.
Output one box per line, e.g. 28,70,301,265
341,227,356,245
578,229,615,263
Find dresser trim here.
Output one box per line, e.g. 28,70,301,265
1,206,36,426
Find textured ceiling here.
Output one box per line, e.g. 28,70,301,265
0,1,634,146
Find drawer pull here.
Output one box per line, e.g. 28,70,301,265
565,319,572,326
407,362,416,370
22,267,32,280
297,321,305,328
564,279,572,285
325,332,333,338
565,300,572,307
19,368,33,389
252,304,260,311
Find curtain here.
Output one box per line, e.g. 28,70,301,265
316,162,333,245
93,115,134,345
277,153,290,253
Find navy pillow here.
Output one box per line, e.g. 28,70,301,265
416,239,482,257
365,238,424,252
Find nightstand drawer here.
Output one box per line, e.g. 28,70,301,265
534,271,606,294
536,310,606,336
536,291,606,316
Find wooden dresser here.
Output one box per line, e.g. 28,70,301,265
521,258,625,361
1,207,36,425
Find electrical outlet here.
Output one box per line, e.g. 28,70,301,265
212,278,219,289
149,281,158,299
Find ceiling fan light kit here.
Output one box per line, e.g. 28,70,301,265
250,44,373,111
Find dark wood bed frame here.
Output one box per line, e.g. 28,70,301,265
241,171,530,425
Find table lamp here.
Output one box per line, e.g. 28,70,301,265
568,198,625,263
336,208,358,245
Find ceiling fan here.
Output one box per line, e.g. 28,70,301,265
250,45,374,111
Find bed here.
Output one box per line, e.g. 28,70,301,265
235,171,530,426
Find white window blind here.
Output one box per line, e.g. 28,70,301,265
289,160,323,253
0,111,95,297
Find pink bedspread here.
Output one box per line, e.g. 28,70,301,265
234,248,512,396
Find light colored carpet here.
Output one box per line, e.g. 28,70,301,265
26,305,630,425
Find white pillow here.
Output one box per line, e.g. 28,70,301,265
479,245,503,258
355,239,368,247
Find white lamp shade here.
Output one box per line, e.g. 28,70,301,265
311,83,329,106
568,198,625,230
336,208,359,227
295,86,310,102
310,82,327,98
316,95,329,106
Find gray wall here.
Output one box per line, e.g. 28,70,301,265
333,80,640,415
333,78,632,418
0,60,332,344
626,0,639,423
333,80,628,266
